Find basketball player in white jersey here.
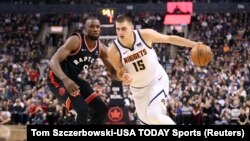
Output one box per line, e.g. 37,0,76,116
108,14,207,125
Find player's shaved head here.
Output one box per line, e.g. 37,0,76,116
85,17,100,26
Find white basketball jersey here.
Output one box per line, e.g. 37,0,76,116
114,30,167,87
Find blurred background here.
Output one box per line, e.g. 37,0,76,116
0,0,249,140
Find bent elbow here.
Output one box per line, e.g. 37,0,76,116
48,59,54,69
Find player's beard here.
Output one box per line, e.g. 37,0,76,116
88,34,99,40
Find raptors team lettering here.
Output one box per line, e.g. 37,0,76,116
73,56,95,70
124,49,147,63
73,56,95,65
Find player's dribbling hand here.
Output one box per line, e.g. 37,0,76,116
117,66,133,85
70,89,80,97
122,73,133,85
62,77,80,97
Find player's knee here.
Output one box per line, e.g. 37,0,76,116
90,97,108,115
96,100,108,115
146,109,176,125
147,112,159,123
74,104,89,115
147,110,161,123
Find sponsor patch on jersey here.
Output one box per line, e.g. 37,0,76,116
136,42,142,47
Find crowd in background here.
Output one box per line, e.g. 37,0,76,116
168,12,250,125
0,11,249,125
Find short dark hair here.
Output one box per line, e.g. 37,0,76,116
84,16,99,24
116,14,133,24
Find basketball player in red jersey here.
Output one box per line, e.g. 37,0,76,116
47,17,116,124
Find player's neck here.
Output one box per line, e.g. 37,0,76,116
85,36,97,49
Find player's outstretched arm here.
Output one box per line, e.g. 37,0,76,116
140,28,199,48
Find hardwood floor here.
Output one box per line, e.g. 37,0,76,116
0,125,26,141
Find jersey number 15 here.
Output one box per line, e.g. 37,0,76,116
132,60,145,72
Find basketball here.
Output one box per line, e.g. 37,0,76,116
190,44,213,67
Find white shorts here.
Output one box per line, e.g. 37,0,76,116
130,74,170,124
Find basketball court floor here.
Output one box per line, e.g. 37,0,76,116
0,125,26,141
